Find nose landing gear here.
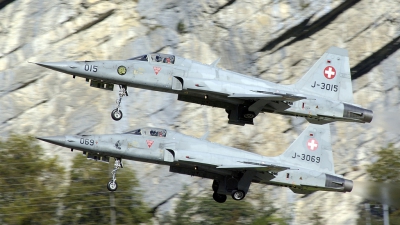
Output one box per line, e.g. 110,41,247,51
107,180,118,191
111,85,128,121
107,158,123,192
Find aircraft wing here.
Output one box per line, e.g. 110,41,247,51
176,151,289,173
217,161,290,173
228,91,308,114
228,91,307,101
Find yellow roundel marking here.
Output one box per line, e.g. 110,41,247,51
117,66,127,75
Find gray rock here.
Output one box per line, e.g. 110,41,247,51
1,0,400,224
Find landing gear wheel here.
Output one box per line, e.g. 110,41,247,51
110,85,127,121
243,112,256,119
107,158,122,191
107,181,118,191
213,192,227,203
231,190,246,201
111,109,123,121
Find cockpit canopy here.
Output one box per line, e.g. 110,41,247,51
129,53,175,64
125,127,167,137
129,55,148,61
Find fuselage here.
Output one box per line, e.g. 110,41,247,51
37,54,373,125
48,127,352,194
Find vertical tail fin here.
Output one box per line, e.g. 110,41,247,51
278,124,335,174
295,47,354,103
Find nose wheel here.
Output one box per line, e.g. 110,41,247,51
111,85,128,121
107,158,123,192
111,109,123,121
107,181,118,191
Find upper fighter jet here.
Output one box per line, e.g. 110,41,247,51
37,124,352,203
34,47,373,125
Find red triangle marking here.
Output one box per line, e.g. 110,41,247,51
153,66,161,75
146,140,154,148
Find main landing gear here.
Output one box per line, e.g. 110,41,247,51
212,180,227,203
111,85,128,121
212,176,250,203
212,190,246,203
107,158,123,192
213,192,227,203
227,105,255,126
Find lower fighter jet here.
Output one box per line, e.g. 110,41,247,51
33,47,373,126
37,124,352,203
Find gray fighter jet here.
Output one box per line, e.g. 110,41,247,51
37,124,352,203
34,47,373,126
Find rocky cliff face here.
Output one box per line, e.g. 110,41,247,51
1,0,399,224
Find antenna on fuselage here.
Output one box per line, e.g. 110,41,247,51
210,57,221,67
200,131,209,140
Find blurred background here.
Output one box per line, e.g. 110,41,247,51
0,0,399,224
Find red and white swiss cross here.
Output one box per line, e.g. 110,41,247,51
307,138,318,151
323,66,336,79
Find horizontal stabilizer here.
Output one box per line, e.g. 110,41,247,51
289,188,315,194
314,114,362,122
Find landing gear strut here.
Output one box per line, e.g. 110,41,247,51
111,85,128,121
107,158,123,191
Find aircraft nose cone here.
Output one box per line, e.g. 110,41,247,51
36,136,66,146
35,62,69,70
34,61,76,73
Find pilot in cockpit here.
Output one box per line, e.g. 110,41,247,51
165,56,174,64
